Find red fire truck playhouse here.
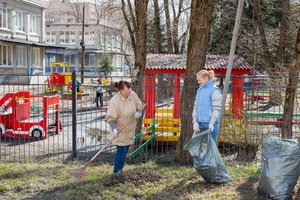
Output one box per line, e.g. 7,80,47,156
0,91,62,139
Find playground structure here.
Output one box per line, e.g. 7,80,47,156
0,91,62,139
142,54,252,145
45,63,89,99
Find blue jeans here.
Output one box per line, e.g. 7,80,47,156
114,145,130,173
198,122,219,143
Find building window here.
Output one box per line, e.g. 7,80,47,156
100,33,104,47
107,35,112,47
32,48,40,67
0,8,11,29
117,35,122,49
0,44,12,66
16,11,26,32
84,31,95,45
85,54,95,67
70,31,75,44
60,31,70,44
71,54,75,65
30,15,40,34
16,46,27,67
46,31,56,44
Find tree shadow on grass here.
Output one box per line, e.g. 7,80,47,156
235,176,293,200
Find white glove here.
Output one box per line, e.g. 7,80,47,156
209,123,214,132
113,129,118,138
134,112,142,119
193,122,200,132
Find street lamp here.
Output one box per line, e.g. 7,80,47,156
2,2,7,8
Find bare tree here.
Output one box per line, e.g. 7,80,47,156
175,0,214,163
164,0,173,53
153,0,163,53
282,27,300,139
253,0,291,108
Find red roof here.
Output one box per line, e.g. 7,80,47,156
146,54,252,70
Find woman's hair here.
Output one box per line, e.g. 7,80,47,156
97,79,102,84
114,80,131,91
196,70,216,80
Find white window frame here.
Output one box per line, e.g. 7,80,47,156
0,44,12,66
16,46,27,67
84,31,95,45
16,11,26,32
46,31,56,44
70,31,75,44
0,8,11,29
32,48,40,67
84,54,95,67
30,15,40,34
60,31,71,44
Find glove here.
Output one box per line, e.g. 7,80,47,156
113,129,118,138
193,122,200,132
134,112,142,119
209,123,214,132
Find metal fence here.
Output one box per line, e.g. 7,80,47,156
0,72,299,166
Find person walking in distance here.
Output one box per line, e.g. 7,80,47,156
104,80,143,173
94,79,104,109
192,70,222,143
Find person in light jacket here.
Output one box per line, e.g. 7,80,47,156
94,79,104,109
192,70,222,142
104,80,143,173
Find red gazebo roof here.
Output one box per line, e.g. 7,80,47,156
146,54,252,74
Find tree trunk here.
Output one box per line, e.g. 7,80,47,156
153,0,162,54
253,0,290,107
236,144,258,162
154,0,164,99
275,0,290,75
252,0,272,71
171,0,183,54
133,0,148,135
282,27,300,139
163,0,173,54
175,0,214,164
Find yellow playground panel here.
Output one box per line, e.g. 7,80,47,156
141,108,247,144
50,62,71,73
142,108,181,142
219,109,254,144
45,63,72,93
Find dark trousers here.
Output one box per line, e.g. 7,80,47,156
114,145,130,173
95,92,103,107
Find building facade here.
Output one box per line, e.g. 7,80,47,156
44,0,126,75
0,0,61,83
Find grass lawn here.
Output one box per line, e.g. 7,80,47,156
0,159,299,200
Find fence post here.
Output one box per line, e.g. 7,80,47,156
72,70,77,158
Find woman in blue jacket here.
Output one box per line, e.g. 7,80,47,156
192,70,222,142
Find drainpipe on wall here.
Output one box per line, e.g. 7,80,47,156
27,45,31,84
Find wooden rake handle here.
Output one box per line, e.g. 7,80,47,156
87,103,148,164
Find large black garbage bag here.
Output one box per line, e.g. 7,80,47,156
257,136,300,200
184,129,232,184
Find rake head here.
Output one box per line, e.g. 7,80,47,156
73,166,87,178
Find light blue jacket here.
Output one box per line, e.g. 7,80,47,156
192,80,222,125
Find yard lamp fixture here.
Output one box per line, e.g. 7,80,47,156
2,2,7,8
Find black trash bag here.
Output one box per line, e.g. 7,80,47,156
257,136,300,200
184,129,232,184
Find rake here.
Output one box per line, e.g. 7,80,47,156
73,103,147,178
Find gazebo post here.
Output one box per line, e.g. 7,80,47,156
144,74,156,120
231,76,244,119
173,74,180,118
